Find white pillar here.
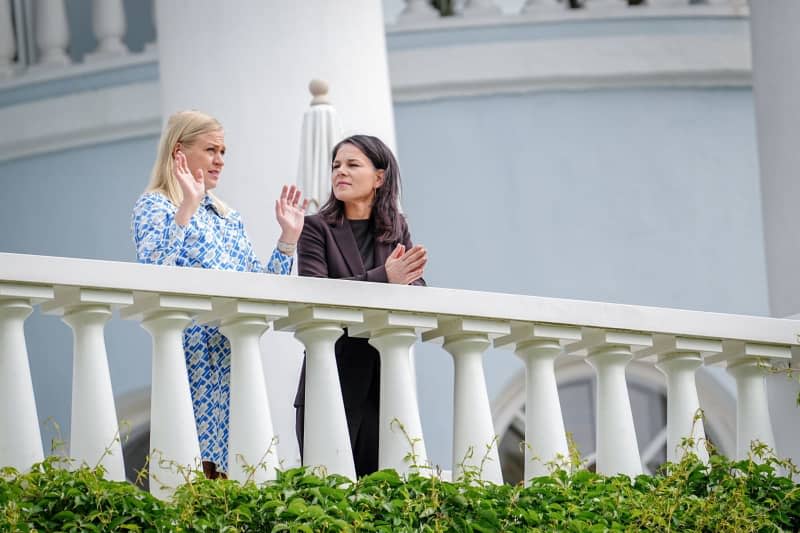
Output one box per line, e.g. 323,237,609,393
0,299,44,471
369,328,429,474
0,0,16,78
443,334,503,484
655,352,708,464
396,0,441,23
462,0,502,17
516,339,569,480
293,323,355,479
34,0,71,67
586,345,642,477
727,358,776,460
61,305,125,480
140,311,201,500
220,316,279,483
85,0,129,61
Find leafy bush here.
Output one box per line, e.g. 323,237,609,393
1,450,798,532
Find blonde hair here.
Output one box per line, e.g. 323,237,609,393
146,110,230,217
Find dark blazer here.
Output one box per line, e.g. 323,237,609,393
293,213,426,411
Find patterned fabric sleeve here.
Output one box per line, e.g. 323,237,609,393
238,217,294,274
131,192,187,266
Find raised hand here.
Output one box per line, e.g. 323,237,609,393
275,184,309,244
385,243,427,285
174,150,206,226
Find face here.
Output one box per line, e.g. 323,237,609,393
331,143,384,205
176,130,226,191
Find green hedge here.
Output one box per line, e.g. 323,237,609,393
1,451,798,532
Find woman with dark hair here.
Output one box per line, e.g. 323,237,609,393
294,134,427,477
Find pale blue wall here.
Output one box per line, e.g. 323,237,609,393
0,136,158,450
395,87,769,468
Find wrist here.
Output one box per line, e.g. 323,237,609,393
277,240,296,256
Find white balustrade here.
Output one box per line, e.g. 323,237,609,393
712,340,790,460
276,306,363,479
84,0,129,61
198,299,289,483
496,324,580,481
522,0,568,13
41,287,132,481
121,293,211,500
1,253,798,493
34,0,71,67
424,318,509,484
0,283,52,472
0,0,15,78
461,0,502,17
566,329,652,477
350,311,436,475
396,0,441,24
638,335,718,464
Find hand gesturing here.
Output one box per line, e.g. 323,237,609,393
174,150,205,207
385,244,427,285
275,184,309,244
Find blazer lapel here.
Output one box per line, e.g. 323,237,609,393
330,218,365,277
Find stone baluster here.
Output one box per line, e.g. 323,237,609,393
41,287,133,481
637,335,718,464
85,0,129,61
349,311,436,475
712,341,791,460
565,329,652,477
275,306,364,479
495,324,581,481
34,0,71,67
461,0,502,17
0,284,53,472
0,0,16,78
396,0,441,24
197,299,289,483
423,318,510,484
121,293,211,500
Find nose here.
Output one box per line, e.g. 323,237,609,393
214,152,224,166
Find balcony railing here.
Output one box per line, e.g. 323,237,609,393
1,251,796,499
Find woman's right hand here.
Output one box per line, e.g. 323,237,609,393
174,150,205,226
385,244,427,285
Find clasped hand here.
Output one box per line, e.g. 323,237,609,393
385,244,427,285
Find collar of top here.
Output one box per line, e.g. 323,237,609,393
201,194,223,217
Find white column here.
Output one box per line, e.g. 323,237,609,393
727,358,776,460
586,345,642,477
294,323,355,479
444,334,502,484
396,0,441,23
139,310,201,499
369,328,429,474
35,0,71,67
462,0,502,17
517,340,569,479
219,315,280,483
655,352,708,464
0,299,44,471
60,305,125,479
84,0,129,61
0,0,16,78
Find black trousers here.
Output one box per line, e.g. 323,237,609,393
295,366,379,478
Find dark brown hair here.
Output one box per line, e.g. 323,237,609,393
318,134,404,243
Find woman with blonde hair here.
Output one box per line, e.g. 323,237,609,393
132,110,308,479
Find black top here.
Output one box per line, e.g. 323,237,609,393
348,219,375,271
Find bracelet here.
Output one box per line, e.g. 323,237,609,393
277,240,296,255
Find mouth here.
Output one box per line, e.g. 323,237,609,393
335,181,351,188
208,170,221,178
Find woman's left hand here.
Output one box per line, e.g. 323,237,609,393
275,184,309,244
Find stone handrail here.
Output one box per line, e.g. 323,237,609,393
0,252,796,499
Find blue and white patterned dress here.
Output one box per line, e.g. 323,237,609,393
131,191,292,472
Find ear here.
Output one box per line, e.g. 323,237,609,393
375,169,385,189
172,142,182,158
